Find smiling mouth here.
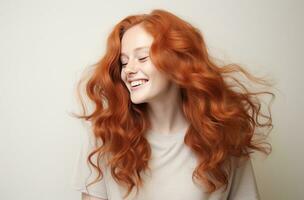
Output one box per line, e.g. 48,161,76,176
130,79,149,91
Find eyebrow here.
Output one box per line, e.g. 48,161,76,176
120,46,150,57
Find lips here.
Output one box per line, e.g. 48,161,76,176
127,78,149,84
130,79,148,87
129,79,149,91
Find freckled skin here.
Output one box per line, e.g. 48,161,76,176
120,24,175,104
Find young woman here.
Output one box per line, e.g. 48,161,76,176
72,9,275,200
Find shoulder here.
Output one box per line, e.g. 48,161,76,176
228,156,260,200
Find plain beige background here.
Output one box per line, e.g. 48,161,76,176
0,0,303,199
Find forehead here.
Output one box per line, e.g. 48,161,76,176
120,24,153,56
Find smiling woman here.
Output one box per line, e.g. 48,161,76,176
120,24,176,105
71,9,275,200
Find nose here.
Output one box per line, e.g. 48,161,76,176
124,60,138,74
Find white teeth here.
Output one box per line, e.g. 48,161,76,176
130,79,148,87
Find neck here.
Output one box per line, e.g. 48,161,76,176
147,90,189,135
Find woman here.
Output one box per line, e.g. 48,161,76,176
71,9,275,200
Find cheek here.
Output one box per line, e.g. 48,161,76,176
160,78,171,89
120,75,129,90
154,71,169,85
152,72,171,88
120,71,126,83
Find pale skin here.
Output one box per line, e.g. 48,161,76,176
120,24,189,134
82,24,189,199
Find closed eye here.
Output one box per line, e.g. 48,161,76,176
138,56,149,62
121,56,149,69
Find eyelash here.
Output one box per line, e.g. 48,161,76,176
121,56,149,68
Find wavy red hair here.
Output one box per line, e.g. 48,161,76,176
72,9,275,198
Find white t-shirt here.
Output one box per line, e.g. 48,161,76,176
71,127,260,200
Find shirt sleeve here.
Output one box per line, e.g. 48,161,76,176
228,157,261,200
71,130,108,199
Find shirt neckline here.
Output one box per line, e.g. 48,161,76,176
145,125,189,142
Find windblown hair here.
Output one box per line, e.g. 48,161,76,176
73,9,275,198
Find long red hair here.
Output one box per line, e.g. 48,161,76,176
73,9,275,198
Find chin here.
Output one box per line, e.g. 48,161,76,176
131,100,146,105
130,97,146,104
